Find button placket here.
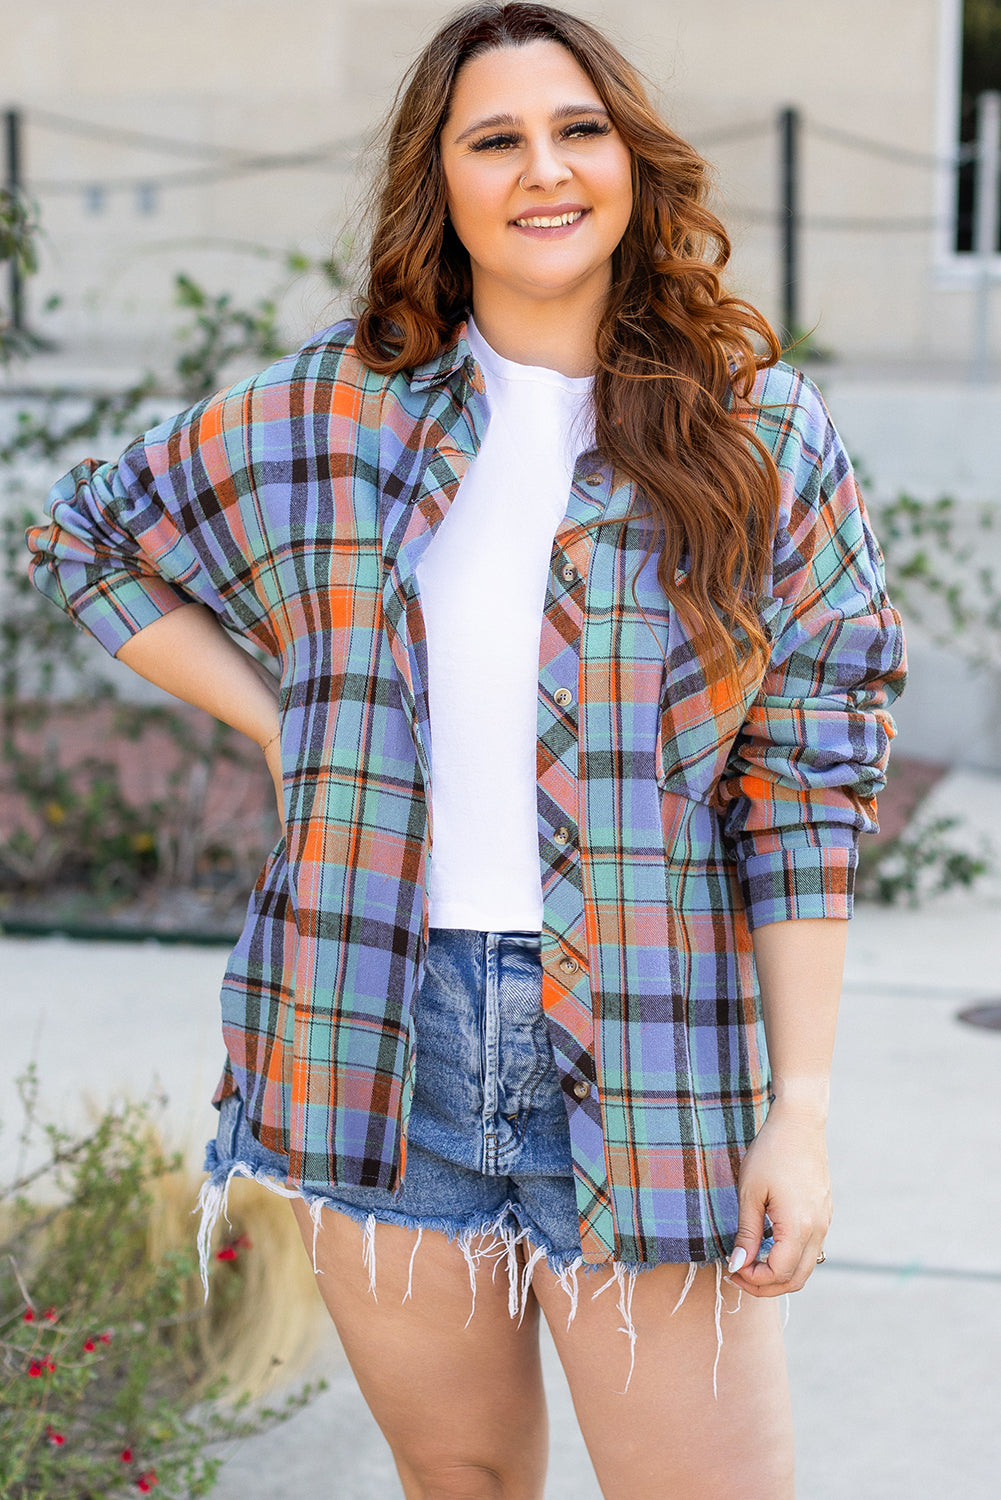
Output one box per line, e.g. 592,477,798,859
539,499,599,1172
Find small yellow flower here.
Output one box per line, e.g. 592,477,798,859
129,832,156,853
43,801,66,826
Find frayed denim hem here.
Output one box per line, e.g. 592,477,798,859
194,1150,754,1399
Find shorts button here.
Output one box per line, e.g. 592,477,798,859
572,1079,590,1100
553,687,573,708
585,471,603,486
553,826,572,846
560,562,577,584
558,956,578,975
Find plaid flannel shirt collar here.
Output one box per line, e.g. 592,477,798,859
407,322,474,392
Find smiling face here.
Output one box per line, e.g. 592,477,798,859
440,39,634,315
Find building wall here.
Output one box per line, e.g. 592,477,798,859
2,0,989,372
4,0,1000,770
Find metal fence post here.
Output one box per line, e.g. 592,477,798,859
972,90,1001,383
778,105,800,346
4,107,25,334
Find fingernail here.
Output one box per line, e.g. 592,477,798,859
728,1247,747,1274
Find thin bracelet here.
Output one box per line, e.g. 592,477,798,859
260,730,280,755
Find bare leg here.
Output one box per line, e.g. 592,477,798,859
532,1260,795,1500
288,1200,549,1500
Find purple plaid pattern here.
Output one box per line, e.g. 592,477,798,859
26,323,906,1265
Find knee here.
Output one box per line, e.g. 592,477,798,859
400,1458,510,1499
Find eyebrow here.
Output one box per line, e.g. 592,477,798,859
453,102,610,144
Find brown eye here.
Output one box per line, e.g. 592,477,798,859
469,132,520,153
563,119,611,140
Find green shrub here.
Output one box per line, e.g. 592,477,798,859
0,1071,321,1499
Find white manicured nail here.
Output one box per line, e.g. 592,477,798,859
728,1247,747,1273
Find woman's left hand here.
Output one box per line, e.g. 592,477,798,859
725,1103,832,1297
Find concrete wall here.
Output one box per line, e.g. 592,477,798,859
816,377,1001,505
3,0,995,372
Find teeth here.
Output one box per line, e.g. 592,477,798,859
514,210,584,228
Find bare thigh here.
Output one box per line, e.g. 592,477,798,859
288,1199,549,1500
532,1261,795,1500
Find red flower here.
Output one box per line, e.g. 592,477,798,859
42,1356,56,1373
27,1361,43,1378
43,1306,58,1322
98,1331,113,1344
136,1471,158,1492
27,1356,56,1377
119,1448,133,1464
83,1338,96,1352
22,1308,35,1323
45,1425,66,1447
216,1231,253,1261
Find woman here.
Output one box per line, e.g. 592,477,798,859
27,4,905,1496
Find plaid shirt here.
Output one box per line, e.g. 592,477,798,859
27,321,905,1266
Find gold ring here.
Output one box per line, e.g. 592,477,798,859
816,1251,827,1264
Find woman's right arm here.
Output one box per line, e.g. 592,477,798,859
115,603,284,819
26,376,300,818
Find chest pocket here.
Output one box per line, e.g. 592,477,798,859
655,595,783,805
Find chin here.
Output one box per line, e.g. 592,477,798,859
511,261,603,294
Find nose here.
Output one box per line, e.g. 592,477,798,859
518,134,572,193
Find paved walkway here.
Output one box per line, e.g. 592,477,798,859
3,768,1000,1498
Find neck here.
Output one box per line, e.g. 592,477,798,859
468,275,607,378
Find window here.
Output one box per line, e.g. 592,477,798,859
955,0,1001,251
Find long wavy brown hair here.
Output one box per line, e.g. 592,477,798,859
355,2,783,686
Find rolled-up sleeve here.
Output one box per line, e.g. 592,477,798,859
26,381,279,659
716,377,907,930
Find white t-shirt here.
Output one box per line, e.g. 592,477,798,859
415,318,594,931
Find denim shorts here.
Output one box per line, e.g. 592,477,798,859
199,930,591,1302
196,927,772,1390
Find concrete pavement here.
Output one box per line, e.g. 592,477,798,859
3,767,1000,1498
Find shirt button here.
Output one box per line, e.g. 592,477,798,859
572,1079,590,1100
560,563,577,584
585,471,603,486
553,826,572,846
553,686,573,708
558,956,578,974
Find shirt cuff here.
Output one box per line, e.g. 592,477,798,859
64,571,194,658
735,823,858,930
